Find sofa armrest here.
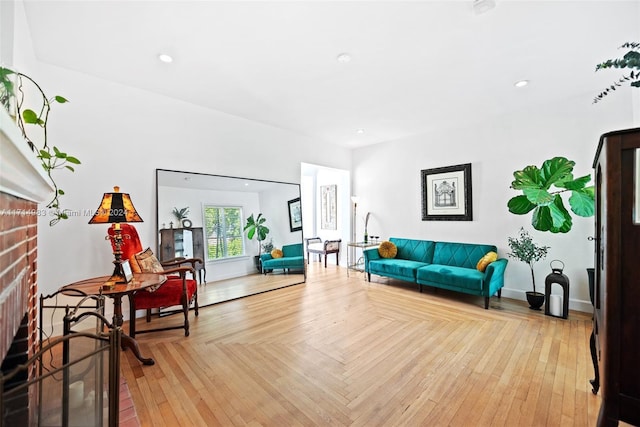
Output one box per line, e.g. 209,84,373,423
363,247,380,272
260,253,273,263
484,258,508,296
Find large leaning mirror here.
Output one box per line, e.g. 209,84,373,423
156,169,305,307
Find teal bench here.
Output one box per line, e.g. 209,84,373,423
364,237,508,309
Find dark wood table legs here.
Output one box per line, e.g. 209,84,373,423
111,294,155,366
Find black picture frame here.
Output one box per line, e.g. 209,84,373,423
421,163,473,221
288,197,302,232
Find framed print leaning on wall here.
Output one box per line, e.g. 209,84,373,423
288,197,302,232
320,184,337,230
421,163,472,221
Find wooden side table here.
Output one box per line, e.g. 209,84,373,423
60,273,166,365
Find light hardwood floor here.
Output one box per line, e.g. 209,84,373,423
121,263,602,426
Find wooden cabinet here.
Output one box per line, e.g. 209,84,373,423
159,227,206,283
592,127,640,426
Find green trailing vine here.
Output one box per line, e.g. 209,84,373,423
593,42,640,103
0,67,80,226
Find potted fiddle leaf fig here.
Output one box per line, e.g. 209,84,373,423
244,213,270,271
593,42,640,103
507,228,550,310
508,157,594,233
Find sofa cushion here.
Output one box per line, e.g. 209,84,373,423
390,238,435,263
369,259,428,280
476,251,498,272
433,242,497,269
262,256,304,269
378,241,397,258
417,264,485,292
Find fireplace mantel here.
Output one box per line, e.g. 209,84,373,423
0,106,54,203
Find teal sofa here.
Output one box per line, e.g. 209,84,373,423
364,237,508,309
260,243,304,274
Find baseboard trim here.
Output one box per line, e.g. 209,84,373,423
500,287,592,313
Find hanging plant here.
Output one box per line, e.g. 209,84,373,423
0,67,81,226
508,157,594,233
593,42,640,103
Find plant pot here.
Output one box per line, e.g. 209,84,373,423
526,291,545,310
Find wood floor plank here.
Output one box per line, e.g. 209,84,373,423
120,263,601,426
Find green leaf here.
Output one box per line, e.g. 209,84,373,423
531,206,553,232
39,150,51,159
22,109,39,124
65,156,81,164
65,165,75,172
511,166,543,190
507,195,536,215
569,187,595,217
54,95,69,103
558,174,591,190
58,189,65,195
540,157,575,189
548,195,572,233
523,188,554,205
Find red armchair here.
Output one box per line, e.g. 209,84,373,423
109,224,199,337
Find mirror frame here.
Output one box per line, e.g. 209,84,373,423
155,168,306,306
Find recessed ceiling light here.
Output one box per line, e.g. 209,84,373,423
356,128,365,134
158,53,173,63
337,53,352,63
514,80,529,88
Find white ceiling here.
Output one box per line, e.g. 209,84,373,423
21,1,640,148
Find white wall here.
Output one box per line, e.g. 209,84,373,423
352,90,638,312
11,4,351,320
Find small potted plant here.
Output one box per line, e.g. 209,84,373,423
261,238,274,254
172,207,190,227
507,228,550,310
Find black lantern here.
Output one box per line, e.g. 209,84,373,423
544,260,570,319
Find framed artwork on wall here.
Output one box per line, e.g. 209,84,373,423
421,163,473,221
320,184,337,230
288,197,302,232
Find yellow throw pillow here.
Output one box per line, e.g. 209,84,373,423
271,248,284,259
378,241,398,259
134,248,165,273
476,251,498,272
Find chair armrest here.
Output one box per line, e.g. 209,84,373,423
162,266,196,276
162,257,202,269
324,239,341,251
305,237,322,247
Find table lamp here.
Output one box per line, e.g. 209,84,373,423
89,186,143,283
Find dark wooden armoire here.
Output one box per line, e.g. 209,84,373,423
159,227,206,284
592,127,640,426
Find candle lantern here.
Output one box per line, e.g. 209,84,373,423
544,260,570,319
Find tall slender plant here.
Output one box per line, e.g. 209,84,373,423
507,228,550,294
0,67,80,225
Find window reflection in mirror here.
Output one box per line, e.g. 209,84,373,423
156,169,305,307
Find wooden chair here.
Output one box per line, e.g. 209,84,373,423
305,237,341,268
109,224,199,337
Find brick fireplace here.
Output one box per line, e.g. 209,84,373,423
1,106,54,423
